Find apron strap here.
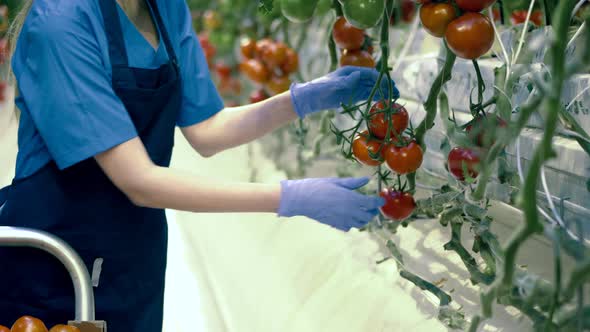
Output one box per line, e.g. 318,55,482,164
147,0,180,71
98,0,129,68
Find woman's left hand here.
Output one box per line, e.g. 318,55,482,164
290,66,399,118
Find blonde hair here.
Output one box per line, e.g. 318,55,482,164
2,0,33,126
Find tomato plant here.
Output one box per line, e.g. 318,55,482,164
48,325,80,332
341,0,386,29
281,0,320,23
445,12,494,59
384,140,424,175
332,16,365,51
11,316,48,332
419,2,457,38
465,115,507,148
352,131,384,166
380,189,416,221
368,101,409,139
447,147,481,181
0,325,8,332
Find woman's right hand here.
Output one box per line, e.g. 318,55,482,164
277,177,384,231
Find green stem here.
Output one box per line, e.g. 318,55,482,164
408,45,457,191
399,270,453,306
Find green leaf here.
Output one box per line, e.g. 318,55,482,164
258,0,274,13
439,206,463,227
438,306,467,330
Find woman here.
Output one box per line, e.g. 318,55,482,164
0,0,398,330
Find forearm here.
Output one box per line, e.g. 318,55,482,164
133,165,281,213
182,91,297,157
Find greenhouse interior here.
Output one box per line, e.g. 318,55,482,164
0,0,589,331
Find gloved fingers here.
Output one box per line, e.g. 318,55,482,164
332,176,371,189
348,208,379,224
334,66,377,77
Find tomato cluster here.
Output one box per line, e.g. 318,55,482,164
350,101,420,221
332,17,375,68
418,0,495,60
390,0,417,26
1,316,80,332
239,37,299,99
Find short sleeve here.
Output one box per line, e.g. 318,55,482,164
14,12,137,170
175,2,224,127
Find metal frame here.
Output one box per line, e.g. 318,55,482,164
0,226,95,321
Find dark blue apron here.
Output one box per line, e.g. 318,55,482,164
0,0,180,330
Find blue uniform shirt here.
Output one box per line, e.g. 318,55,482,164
12,0,224,179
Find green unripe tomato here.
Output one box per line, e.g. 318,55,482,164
341,0,385,29
315,0,332,17
280,0,320,23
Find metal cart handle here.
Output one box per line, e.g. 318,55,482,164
0,226,95,321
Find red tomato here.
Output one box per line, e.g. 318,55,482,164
455,0,496,12
0,37,8,64
281,48,299,74
0,325,9,332
198,34,216,65
352,130,384,167
448,147,481,181
368,101,409,140
391,0,416,24
240,38,257,59
261,42,288,68
384,140,423,174
214,62,232,79
492,7,501,21
511,10,543,26
419,2,457,38
332,16,365,51
48,325,81,332
249,89,269,103
0,81,7,103
239,59,270,83
218,77,242,96
465,115,507,148
445,13,494,59
380,189,416,221
11,316,48,332
266,75,291,95
340,49,375,68
255,39,273,59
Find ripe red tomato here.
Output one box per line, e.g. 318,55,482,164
384,140,423,174
368,101,409,140
492,7,501,21
380,189,416,221
239,59,270,83
11,316,48,332
0,37,8,64
0,81,7,102
340,49,375,68
419,2,457,38
332,16,365,51
465,115,507,148
240,38,256,59
48,325,81,332
217,77,242,96
266,75,291,95
391,0,416,25
198,33,216,66
352,130,384,167
445,13,494,59
249,89,269,103
281,48,299,74
448,147,481,181
214,62,232,79
0,325,9,332
455,0,496,12
511,10,543,26
261,42,288,68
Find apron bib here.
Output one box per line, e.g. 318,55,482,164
0,0,181,330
